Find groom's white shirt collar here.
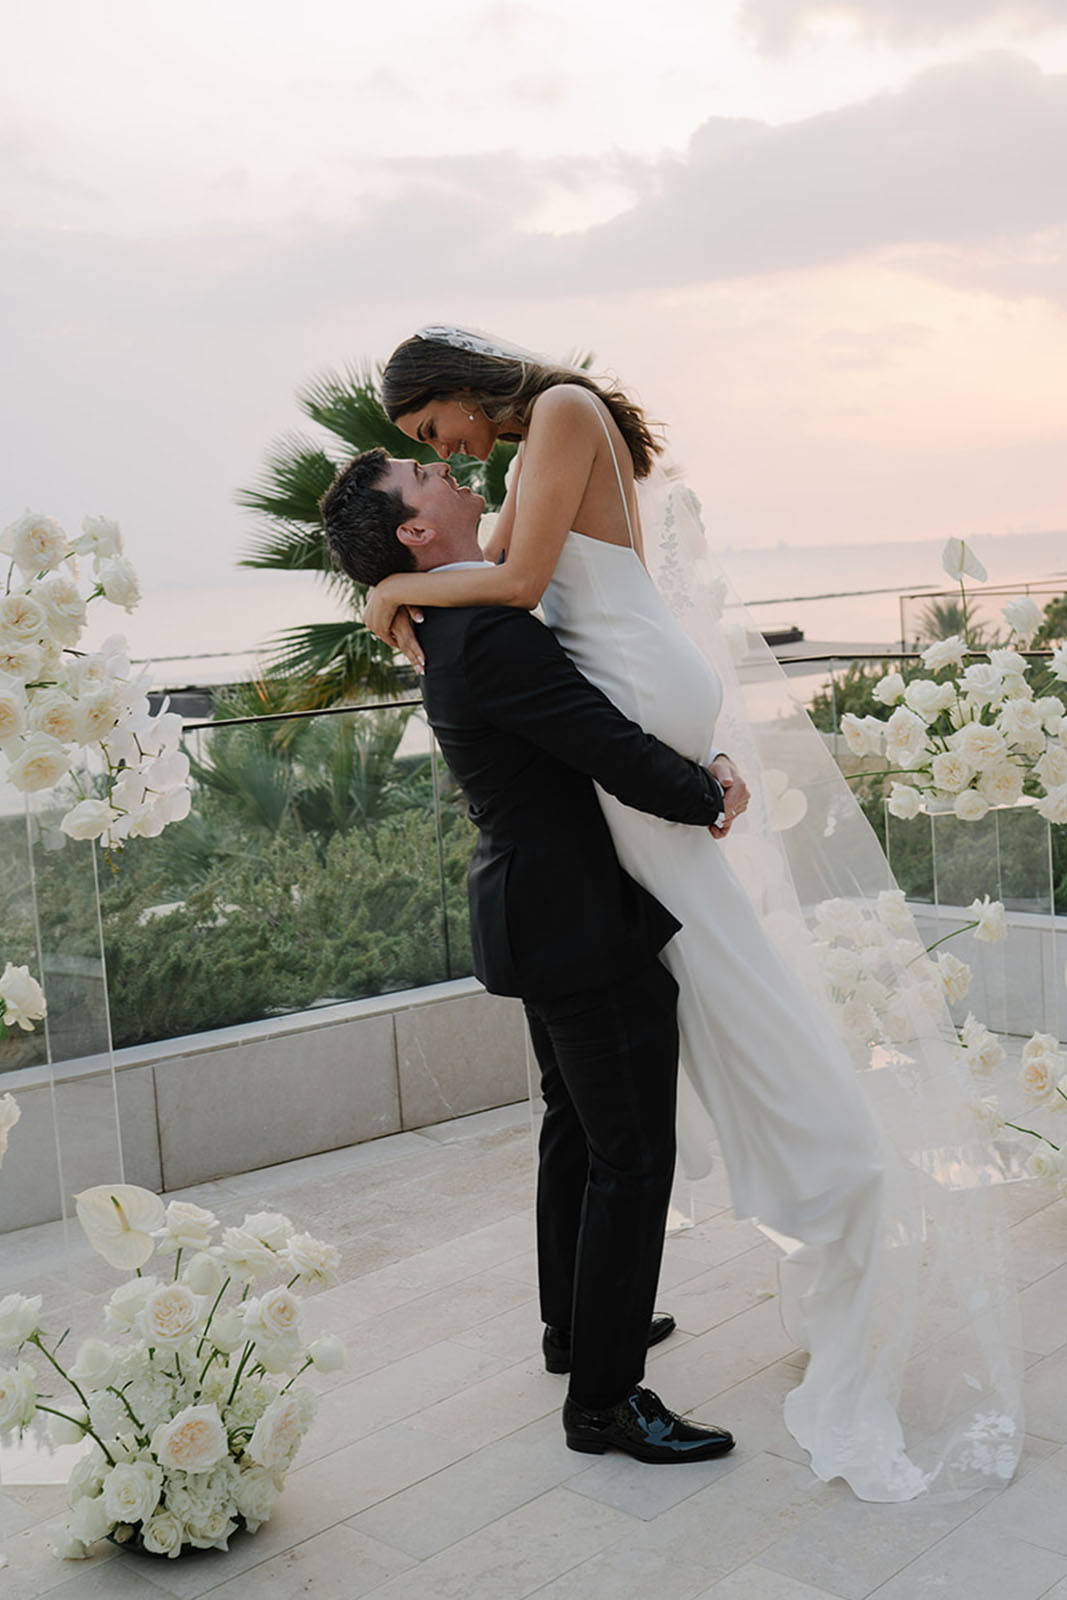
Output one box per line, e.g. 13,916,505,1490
431,560,493,571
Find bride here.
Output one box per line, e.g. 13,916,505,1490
359,324,1024,1503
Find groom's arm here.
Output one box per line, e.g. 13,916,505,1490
460,608,724,826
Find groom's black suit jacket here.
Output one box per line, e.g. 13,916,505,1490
415,604,724,1001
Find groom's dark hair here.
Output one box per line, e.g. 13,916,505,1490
320,448,417,588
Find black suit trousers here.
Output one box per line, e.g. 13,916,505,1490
523,957,680,1410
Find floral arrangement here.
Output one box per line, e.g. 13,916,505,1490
839,539,1067,823
0,1184,345,1560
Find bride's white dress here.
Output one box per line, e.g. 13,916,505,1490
522,403,1023,1503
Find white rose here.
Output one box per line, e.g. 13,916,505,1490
247,1389,315,1472
841,712,881,757
185,1506,238,1552
875,889,912,935
998,698,1044,746
0,638,41,678
0,1089,21,1163
1037,785,1067,825
233,1463,279,1531
1026,1145,1065,1181
989,648,1028,677
954,788,989,822
0,1362,37,1432
0,1293,42,1348
97,556,141,611
32,572,87,646
67,1444,108,1505
182,1250,227,1298
965,1030,1006,1077
1050,645,1067,682
872,670,906,706
281,1232,340,1287
158,1200,217,1252
0,675,26,740
28,689,80,743
60,798,121,842
950,721,1009,771
977,762,1024,808
207,1309,246,1354
218,1226,278,1282
904,678,955,721
151,1403,229,1472
77,514,124,560
307,1333,346,1373
64,1489,111,1547
0,591,47,642
4,731,71,791
0,963,47,1031
920,635,967,672
76,1184,165,1271
819,944,862,990
140,1507,186,1557
49,1407,90,1446
241,1211,295,1250
959,662,1003,707
138,1283,201,1348
887,782,923,820
1023,1031,1061,1065
1020,1053,1060,1105
69,1337,123,1390
936,952,972,1006
973,1096,1006,1133
968,896,1007,944
930,751,973,793
243,1286,302,1343
251,1336,303,1375
0,512,71,574
884,705,928,766
1002,596,1042,642
104,1274,159,1333
102,1460,162,1526
941,538,987,582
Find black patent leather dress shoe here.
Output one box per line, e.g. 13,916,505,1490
543,1313,676,1375
563,1385,736,1463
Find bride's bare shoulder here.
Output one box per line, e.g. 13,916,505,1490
527,383,604,428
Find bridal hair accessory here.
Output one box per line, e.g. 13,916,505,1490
414,324,551,365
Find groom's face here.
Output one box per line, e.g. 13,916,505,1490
381,457,484,565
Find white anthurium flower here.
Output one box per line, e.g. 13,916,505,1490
60,798,122,842
0,964,47,1031
920,635,967,672
1037,785,1067,825
941,537,987,583
872,670,906,706
968,896,1007,944
0,512,71,574
936,952,972,1006
760,768,808,831
903,679,955,721
4,731,70,791
76,515,124,560
0,1091,22,1164
96,555,141,611
1002,596,1042,642
75,1183,166,1270
954,787,990,822
0,1292,42,1348
887,782,923,820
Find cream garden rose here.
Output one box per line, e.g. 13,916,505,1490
0,1292,42,1348
138,1284,201,1348
152,1403,229,1472
0,964,47,1032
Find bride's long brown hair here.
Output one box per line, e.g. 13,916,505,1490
381,334,664,479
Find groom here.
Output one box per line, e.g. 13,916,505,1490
321,450,739,1463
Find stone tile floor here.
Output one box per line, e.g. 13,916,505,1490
1,1100,1066,1600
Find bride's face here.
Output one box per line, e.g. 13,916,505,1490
394,397,497,462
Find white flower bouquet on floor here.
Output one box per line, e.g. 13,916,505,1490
0,1185,345,1560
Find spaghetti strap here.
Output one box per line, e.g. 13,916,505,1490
580,390,637,553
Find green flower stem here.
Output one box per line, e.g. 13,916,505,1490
195,1346,223,1396
173,1248,183,1282
107,1384,145,1431
225,1342,255,1408
280,1358,313,1395
28,1333,91,1414
1005,1120,1060,1149
959,577,970,649
912,920,980,964
843,769,931,783
34,1404,116,1466
196,1276,233,1357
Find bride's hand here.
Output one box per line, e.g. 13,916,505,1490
363,585,425,673
708,754,749,838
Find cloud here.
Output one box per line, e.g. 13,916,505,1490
739,0,1067,52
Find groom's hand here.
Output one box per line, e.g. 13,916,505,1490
707,754,749,838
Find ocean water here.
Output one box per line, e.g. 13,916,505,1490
80,528,1067,690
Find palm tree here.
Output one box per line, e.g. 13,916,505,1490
237,363,518,708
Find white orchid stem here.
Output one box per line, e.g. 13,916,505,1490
913,920,980,965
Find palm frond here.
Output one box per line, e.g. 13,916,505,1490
236,435,339,525
258,620,409,703
298,365,435,459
